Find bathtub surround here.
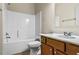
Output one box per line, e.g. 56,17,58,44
6,10,35,40
3,10,35,54
2,4,34,54
6,3,41,40
7,3,41,40
2,3,41,55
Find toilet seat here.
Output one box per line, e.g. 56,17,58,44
28,41,41,48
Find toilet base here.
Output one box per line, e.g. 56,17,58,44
30,47,41,55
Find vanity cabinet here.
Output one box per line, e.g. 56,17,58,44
41,43,54,55
66,43,79,55
41,36,79,55
47,38,65,52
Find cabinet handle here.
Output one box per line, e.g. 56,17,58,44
50,49,52,53
54,51,56,54
50,49,52,51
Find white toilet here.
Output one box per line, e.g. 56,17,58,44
28,41,41,55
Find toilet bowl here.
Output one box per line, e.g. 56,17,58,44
28,41,41,55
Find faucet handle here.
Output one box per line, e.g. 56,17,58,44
64,32,67,36
6,32,9,35
68,32,72,36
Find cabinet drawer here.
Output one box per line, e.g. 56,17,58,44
66,43,79,55
41,36,46,43
47,38,65,52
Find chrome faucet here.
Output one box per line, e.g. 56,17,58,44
68,32,72,36
6,32,11,38
64,32,72,37
64,32,68,36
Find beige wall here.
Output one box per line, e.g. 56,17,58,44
53,3,79,35
0,3,2,54
7,3,35,15
55,3,77,27
35,3,55,33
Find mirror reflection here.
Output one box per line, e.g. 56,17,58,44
55,3,79,27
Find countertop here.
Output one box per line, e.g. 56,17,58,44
41,33,79,46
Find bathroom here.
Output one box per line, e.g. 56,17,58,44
0,3,79,55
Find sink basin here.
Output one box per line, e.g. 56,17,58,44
58,35,76,39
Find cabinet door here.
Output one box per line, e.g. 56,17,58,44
41,43,54,55
66,43,79,55
47,38,65,52
54,49,66,55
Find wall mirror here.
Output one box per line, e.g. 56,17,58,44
55,3,79,27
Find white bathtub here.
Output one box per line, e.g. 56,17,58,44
3,39,35,55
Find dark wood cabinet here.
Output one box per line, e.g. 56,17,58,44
41,43,54,55
41,35,79,55
66,43,79,55
47,38,65,52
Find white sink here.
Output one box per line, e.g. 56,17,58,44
58,35,76,39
